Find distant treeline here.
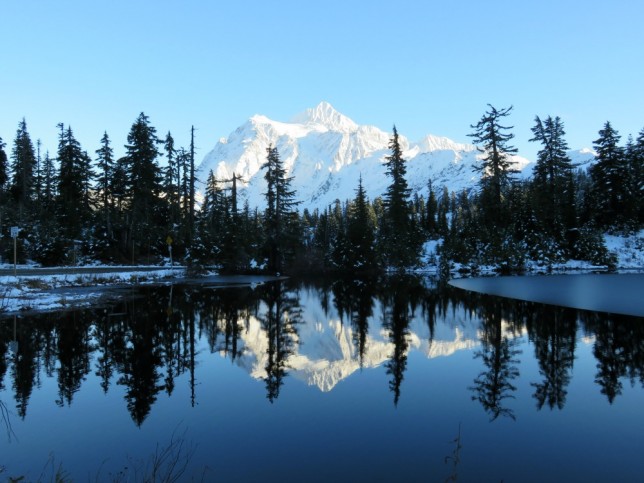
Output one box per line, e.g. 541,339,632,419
0,106,641,273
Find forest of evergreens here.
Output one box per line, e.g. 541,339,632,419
0,105,641,274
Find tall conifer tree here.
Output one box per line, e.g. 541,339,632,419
96,132,114,216
262,145,298,273
124,112,162,260
468,105,518,229
590,121,626,228
347,175,377,271
631,128,644,224
529,115,575,236
10,118,37,218
380,126,418,269
188,126,196,241
57,124,92,238
0,136,8,197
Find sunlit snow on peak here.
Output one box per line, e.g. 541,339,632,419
198,103,588,212
291,101,359,133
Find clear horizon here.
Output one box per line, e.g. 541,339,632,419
2,0,643,164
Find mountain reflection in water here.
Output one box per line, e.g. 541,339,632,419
1,276,644,481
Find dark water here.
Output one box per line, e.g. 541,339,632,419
1,276,644,482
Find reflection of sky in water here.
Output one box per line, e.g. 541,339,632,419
450,273,644,317
1,279,644,481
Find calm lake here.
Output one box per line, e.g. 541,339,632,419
1,275,644,482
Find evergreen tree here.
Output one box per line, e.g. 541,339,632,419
219,173,248,271
631,128,644,224
590,121,626,229
80,150,95,218
57,124,92,239
190,170,224,268
0,136,9,260
10,118,37,218
111,156,128,214
177,147,190,220
35,139,42,202
529,115,577,253
92,132,115,258
188,126,196,241
163,132,180,231
380,126,419,269
346,175,377,271
436,186,450,236
95,132,114,219
425,180,438,237
621,132,644,228
468,105,518,229
330,201,349,269
0,136,8,197
41,151,55,206
123,112,163,261
262,144,299,273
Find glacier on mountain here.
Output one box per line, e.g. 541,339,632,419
199,102,539,212
199,102,594,212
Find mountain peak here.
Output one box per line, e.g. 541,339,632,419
292,101,358,132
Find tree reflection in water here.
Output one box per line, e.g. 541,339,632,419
469,296,521,421
527,305,577,410
381,276,415,407
582,312,644,404
330,277,376,369
258,281,301,403
0,276,643,425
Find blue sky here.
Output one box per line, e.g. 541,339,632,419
1,0,643,163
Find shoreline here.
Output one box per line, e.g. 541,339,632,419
1,264,643,316
0,269,292,316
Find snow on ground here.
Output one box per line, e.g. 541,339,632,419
605,229,644,269
419,230,644,275
0,267,185,315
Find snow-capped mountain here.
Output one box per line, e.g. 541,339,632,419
199,102,539,211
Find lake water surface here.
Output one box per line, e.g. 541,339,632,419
1,276,644,482
449,273,644,317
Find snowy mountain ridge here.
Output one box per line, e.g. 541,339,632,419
291,100,359,132
199,102,593,212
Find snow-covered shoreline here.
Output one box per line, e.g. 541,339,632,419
0,228,641,316
0,268,291,315
0,267,185,315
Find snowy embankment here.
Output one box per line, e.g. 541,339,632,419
0,267,185,314
420,230,644,274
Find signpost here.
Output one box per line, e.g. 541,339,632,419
10,226,19,276
166,235,173,267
